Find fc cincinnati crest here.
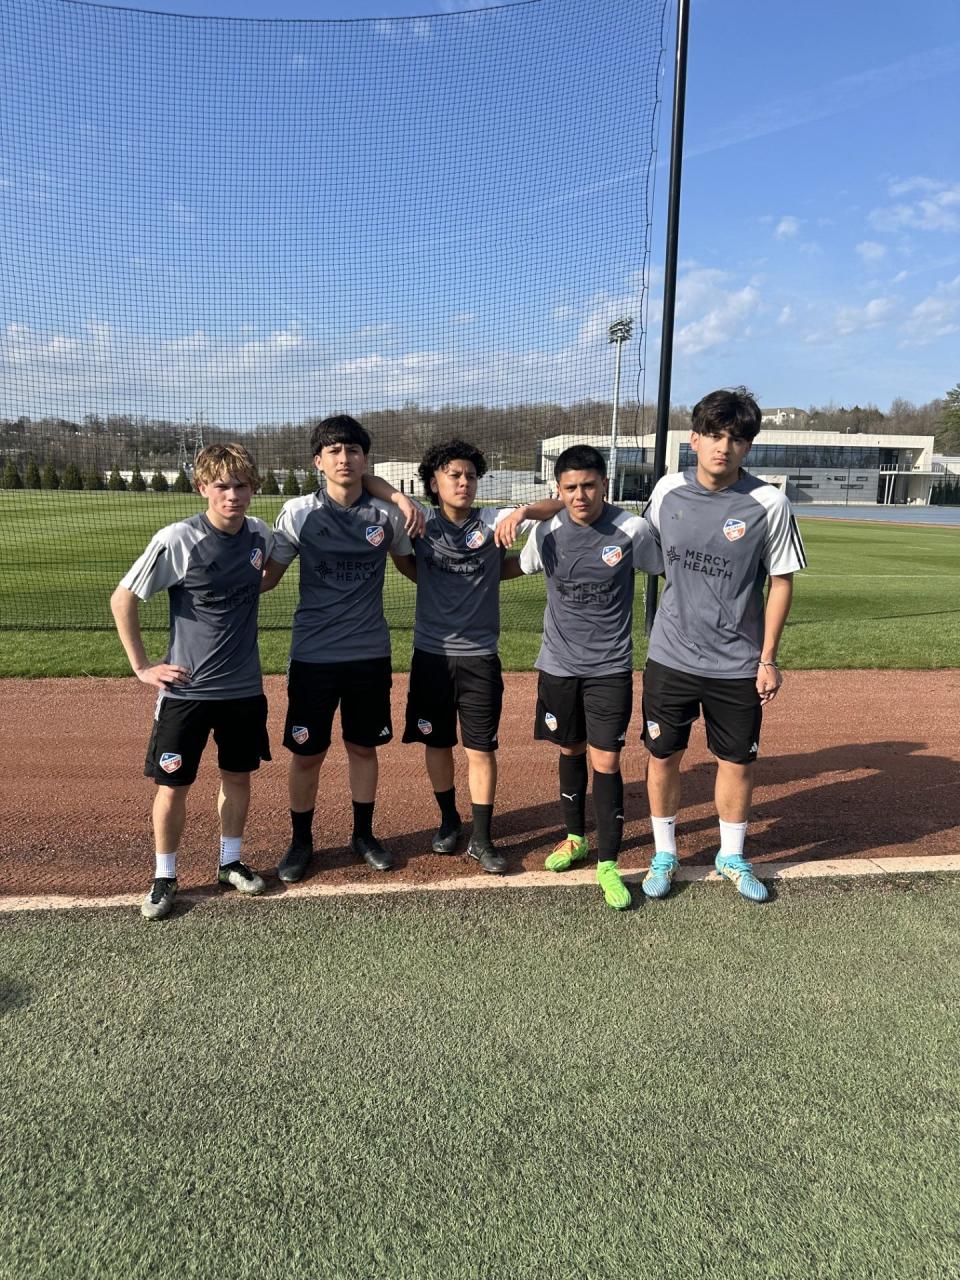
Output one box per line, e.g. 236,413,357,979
365,525,385,547
723,518,746,542
465,529,485,550
417,718,433,735
601,545,622,567
544,712,558,732
646,721,661,740
159,752,182,773
291,725,309,745
250,547,263,571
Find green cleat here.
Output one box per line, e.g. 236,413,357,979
597,860,631,910
544,834,589,872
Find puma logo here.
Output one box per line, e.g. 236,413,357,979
561,792,578,801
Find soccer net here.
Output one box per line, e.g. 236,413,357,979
0,0,667,631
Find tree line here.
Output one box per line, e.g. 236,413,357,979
0,457,319,496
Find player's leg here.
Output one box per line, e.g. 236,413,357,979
640,660,699,900
341,657,395,871
140,696,209,920
212,694,270,894
458,654,506,874
704,677,768,903
402,650,461,852
536,671,589,871
584,672,633,911
280,660,336,882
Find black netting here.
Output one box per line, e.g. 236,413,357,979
0,0,667,629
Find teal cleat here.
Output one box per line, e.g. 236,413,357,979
715,852,768,903
642,851,678,899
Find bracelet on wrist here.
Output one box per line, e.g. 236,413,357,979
758,660,779,669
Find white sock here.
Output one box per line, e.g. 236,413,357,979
718,820,748,858
651,815,677,856
155,853,177,879
219,835,243,867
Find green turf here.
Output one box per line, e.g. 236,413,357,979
1,492,958,674
1,878,958,1279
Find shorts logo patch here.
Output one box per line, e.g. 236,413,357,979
159,752,182,774
418,718,433,735
379,725,391,738
723,518,746,542
544,712,558,732
750,741,759,754
465,529,485,550
291,725,309,745
646,720,661,740
250,547,264,571
601,544,623,567
365,525,385,547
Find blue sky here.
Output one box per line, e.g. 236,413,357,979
1,0,957,425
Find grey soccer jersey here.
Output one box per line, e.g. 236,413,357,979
413,505,532,655
119,512,277,700
645,468,807,678
271,491,412,663
520,504,661,677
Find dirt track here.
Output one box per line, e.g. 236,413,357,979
1,670,958,899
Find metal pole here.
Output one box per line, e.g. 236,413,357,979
645,0,691,636
610,336,623,503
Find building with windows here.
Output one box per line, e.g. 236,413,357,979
537,429,937,506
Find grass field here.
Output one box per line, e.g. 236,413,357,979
2,878,958,1279
1,491,959,675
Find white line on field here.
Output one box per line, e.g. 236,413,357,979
2,855,959,914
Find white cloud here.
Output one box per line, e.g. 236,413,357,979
777,306,794,326
856,240,887,263
452,312,475,326
900,274,960,344
166,201,195,226
834,297,895,336
356,323,393,339
373,18,432,40
775,216,801,239
869,180,960,233
673,268,761,356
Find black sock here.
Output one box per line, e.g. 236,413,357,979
593,770,625,861
434,787,461,829
558,753,588,837
472,803,493,844
352,801,375,841
290,808,314,848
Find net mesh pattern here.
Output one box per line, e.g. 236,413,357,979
0,0,666,630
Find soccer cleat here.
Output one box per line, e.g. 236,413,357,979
351,835,394,872
642,851,678,900
466,836,508,876
715,852,769,903
431,820,463,855
277,841,313,884
596,860,631,910
141,877,177,921
218,861,267,895
544,835,589,872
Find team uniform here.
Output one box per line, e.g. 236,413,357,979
120,512,280,785
402,504,533,752
520,504,662,742
269,490,412,751
642,468,807,761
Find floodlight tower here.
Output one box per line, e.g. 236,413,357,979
607,316,633,503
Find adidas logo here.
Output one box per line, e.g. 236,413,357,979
379,726,391,738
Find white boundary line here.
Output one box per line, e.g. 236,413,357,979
2,854,959,914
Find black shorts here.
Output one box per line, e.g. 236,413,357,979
534,670,633,752
144,693,271,787
284,657,393,754
641,658,762,764
402,649,503,752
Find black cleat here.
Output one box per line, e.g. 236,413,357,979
277,840,313,884
467,837,508,876
431,820,463,855
352,834,394,872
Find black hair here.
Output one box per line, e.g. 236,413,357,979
554,443,606,481
417,439,488,505
310,414,371,457
691,387,762,442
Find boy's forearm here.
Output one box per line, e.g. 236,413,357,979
761,575,794,662
110,587,150,673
